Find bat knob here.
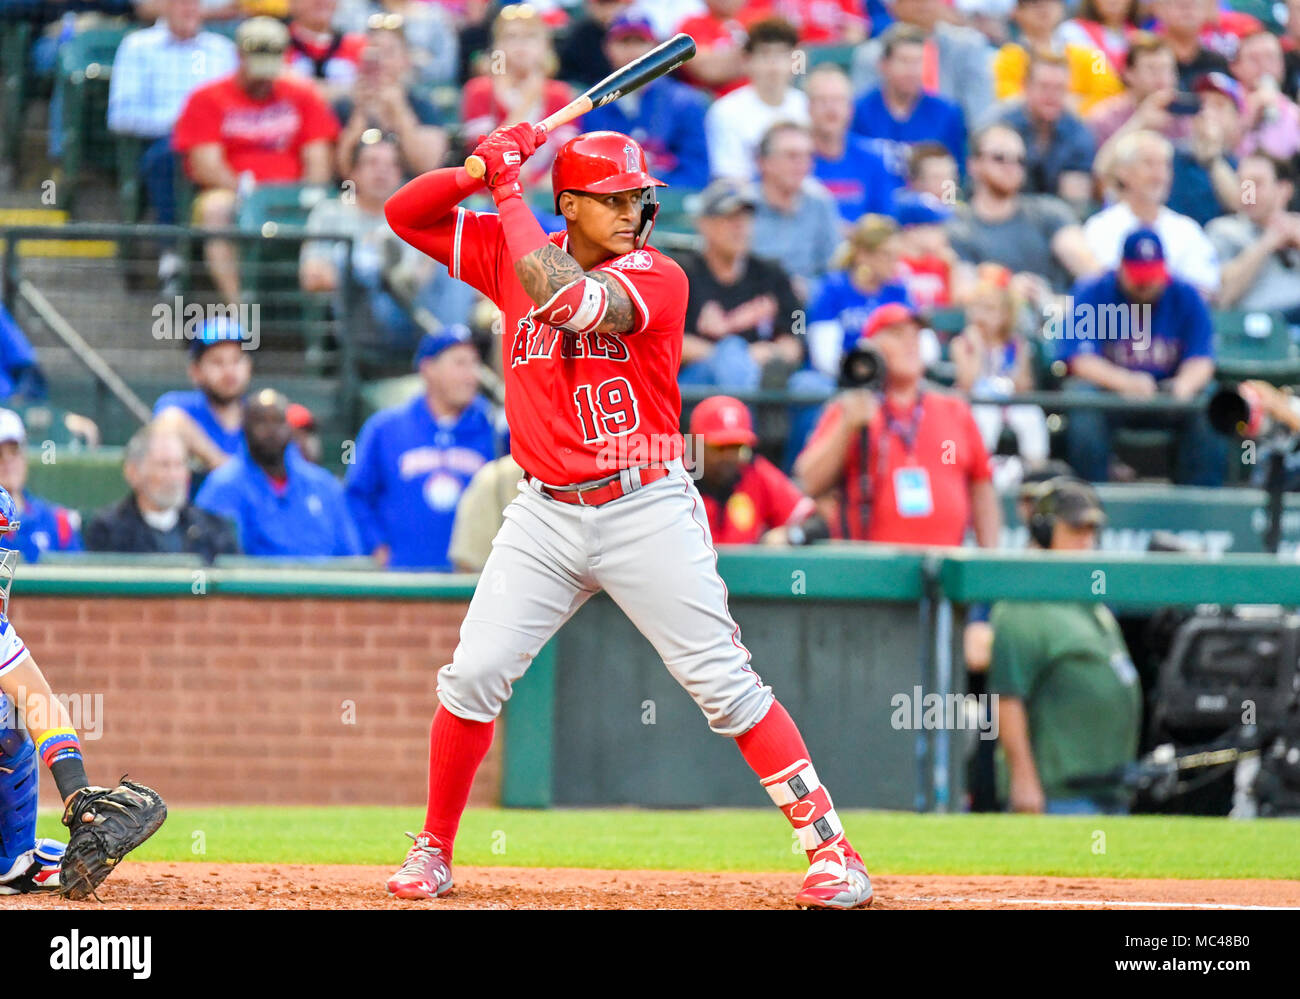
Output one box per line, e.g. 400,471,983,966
465,155,487,180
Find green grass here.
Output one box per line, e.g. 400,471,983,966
37,807,1300,879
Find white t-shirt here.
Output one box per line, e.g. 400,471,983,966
0,614,30,679
705,85,811,181
1082,202,1221,295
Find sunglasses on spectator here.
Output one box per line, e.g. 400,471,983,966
982,151,1025,165
367,12,405,31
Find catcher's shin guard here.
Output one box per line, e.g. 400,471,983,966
0,717,39,860
60,776,167,900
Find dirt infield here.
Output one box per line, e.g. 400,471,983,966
4,864,1298,909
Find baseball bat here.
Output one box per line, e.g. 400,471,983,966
464,32,697,180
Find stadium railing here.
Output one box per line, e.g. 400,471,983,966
0,221,363,433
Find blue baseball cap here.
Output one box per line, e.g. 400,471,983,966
607,13,656,41
1120,228,1168,283
892,191,953,228
413,325,473,369
189,315,246,359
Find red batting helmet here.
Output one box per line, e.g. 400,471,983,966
552,131,667,248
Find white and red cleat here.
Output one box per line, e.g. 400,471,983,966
795,835,874,910
386,831,454,900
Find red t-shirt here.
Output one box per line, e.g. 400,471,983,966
460,77,581,187
675,12,749,98
285,26,367,88
805,390,991,545
898,256,951,309
702,455,815,544
741,0,867,44
172,74,340,183
401,209,688,484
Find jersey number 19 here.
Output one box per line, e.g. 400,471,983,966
573,377,641,444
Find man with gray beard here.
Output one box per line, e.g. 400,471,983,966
85,425,239,563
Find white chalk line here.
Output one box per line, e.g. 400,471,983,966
897,896,1298,910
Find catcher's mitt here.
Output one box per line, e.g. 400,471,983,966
60,776,167,901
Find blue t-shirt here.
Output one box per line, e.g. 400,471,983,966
153,389,244,458
1169,148,1235,228
809,272,913,356
850,89,966,173
345,394,498,571
11,491,81,564
1058,271,1213,379
194,444,362,558
814,135,904,223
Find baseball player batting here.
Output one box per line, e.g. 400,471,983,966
0,486,167,900
383,123,872,909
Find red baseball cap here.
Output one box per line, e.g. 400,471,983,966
862,302,922,339
1120,228,1169,284
690,395,757,447
286,403,316,431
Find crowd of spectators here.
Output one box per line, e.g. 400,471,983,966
11,0,1300,571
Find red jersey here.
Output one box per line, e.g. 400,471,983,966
741,0,867,44
805,390,991,545
675,13,748,98
898,256,952,309
172,75,339,182
702,456,814,544
401,206,688,483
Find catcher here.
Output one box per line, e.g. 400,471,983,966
0,485,166,900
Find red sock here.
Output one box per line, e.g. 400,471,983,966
735,700,852,863
422,705,495,857
734,699,810,779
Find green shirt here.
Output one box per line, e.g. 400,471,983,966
989,601,1142,804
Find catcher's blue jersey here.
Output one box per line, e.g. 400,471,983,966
0,613,27,681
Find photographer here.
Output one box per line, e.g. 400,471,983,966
794,303,1002,546
690,396,823,546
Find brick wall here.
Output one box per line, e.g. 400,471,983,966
13,596,502,807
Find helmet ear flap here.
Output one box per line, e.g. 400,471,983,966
635,187,660,249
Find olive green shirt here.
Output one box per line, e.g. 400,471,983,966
989,601,1142,804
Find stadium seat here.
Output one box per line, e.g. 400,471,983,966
235,184,334,363
23,446,126,519
1213,310,1298,380
1,20,35,174
927,306,965,337
56,24,133,215
1224,0,1286,32
115,134,145,224
801,43,857,72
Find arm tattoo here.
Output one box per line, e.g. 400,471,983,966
514,243,583,302
515,244,637,334
586,271,635,334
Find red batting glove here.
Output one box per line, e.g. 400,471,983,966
471,123,548,189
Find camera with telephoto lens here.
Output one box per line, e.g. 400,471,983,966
839,339,887,391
